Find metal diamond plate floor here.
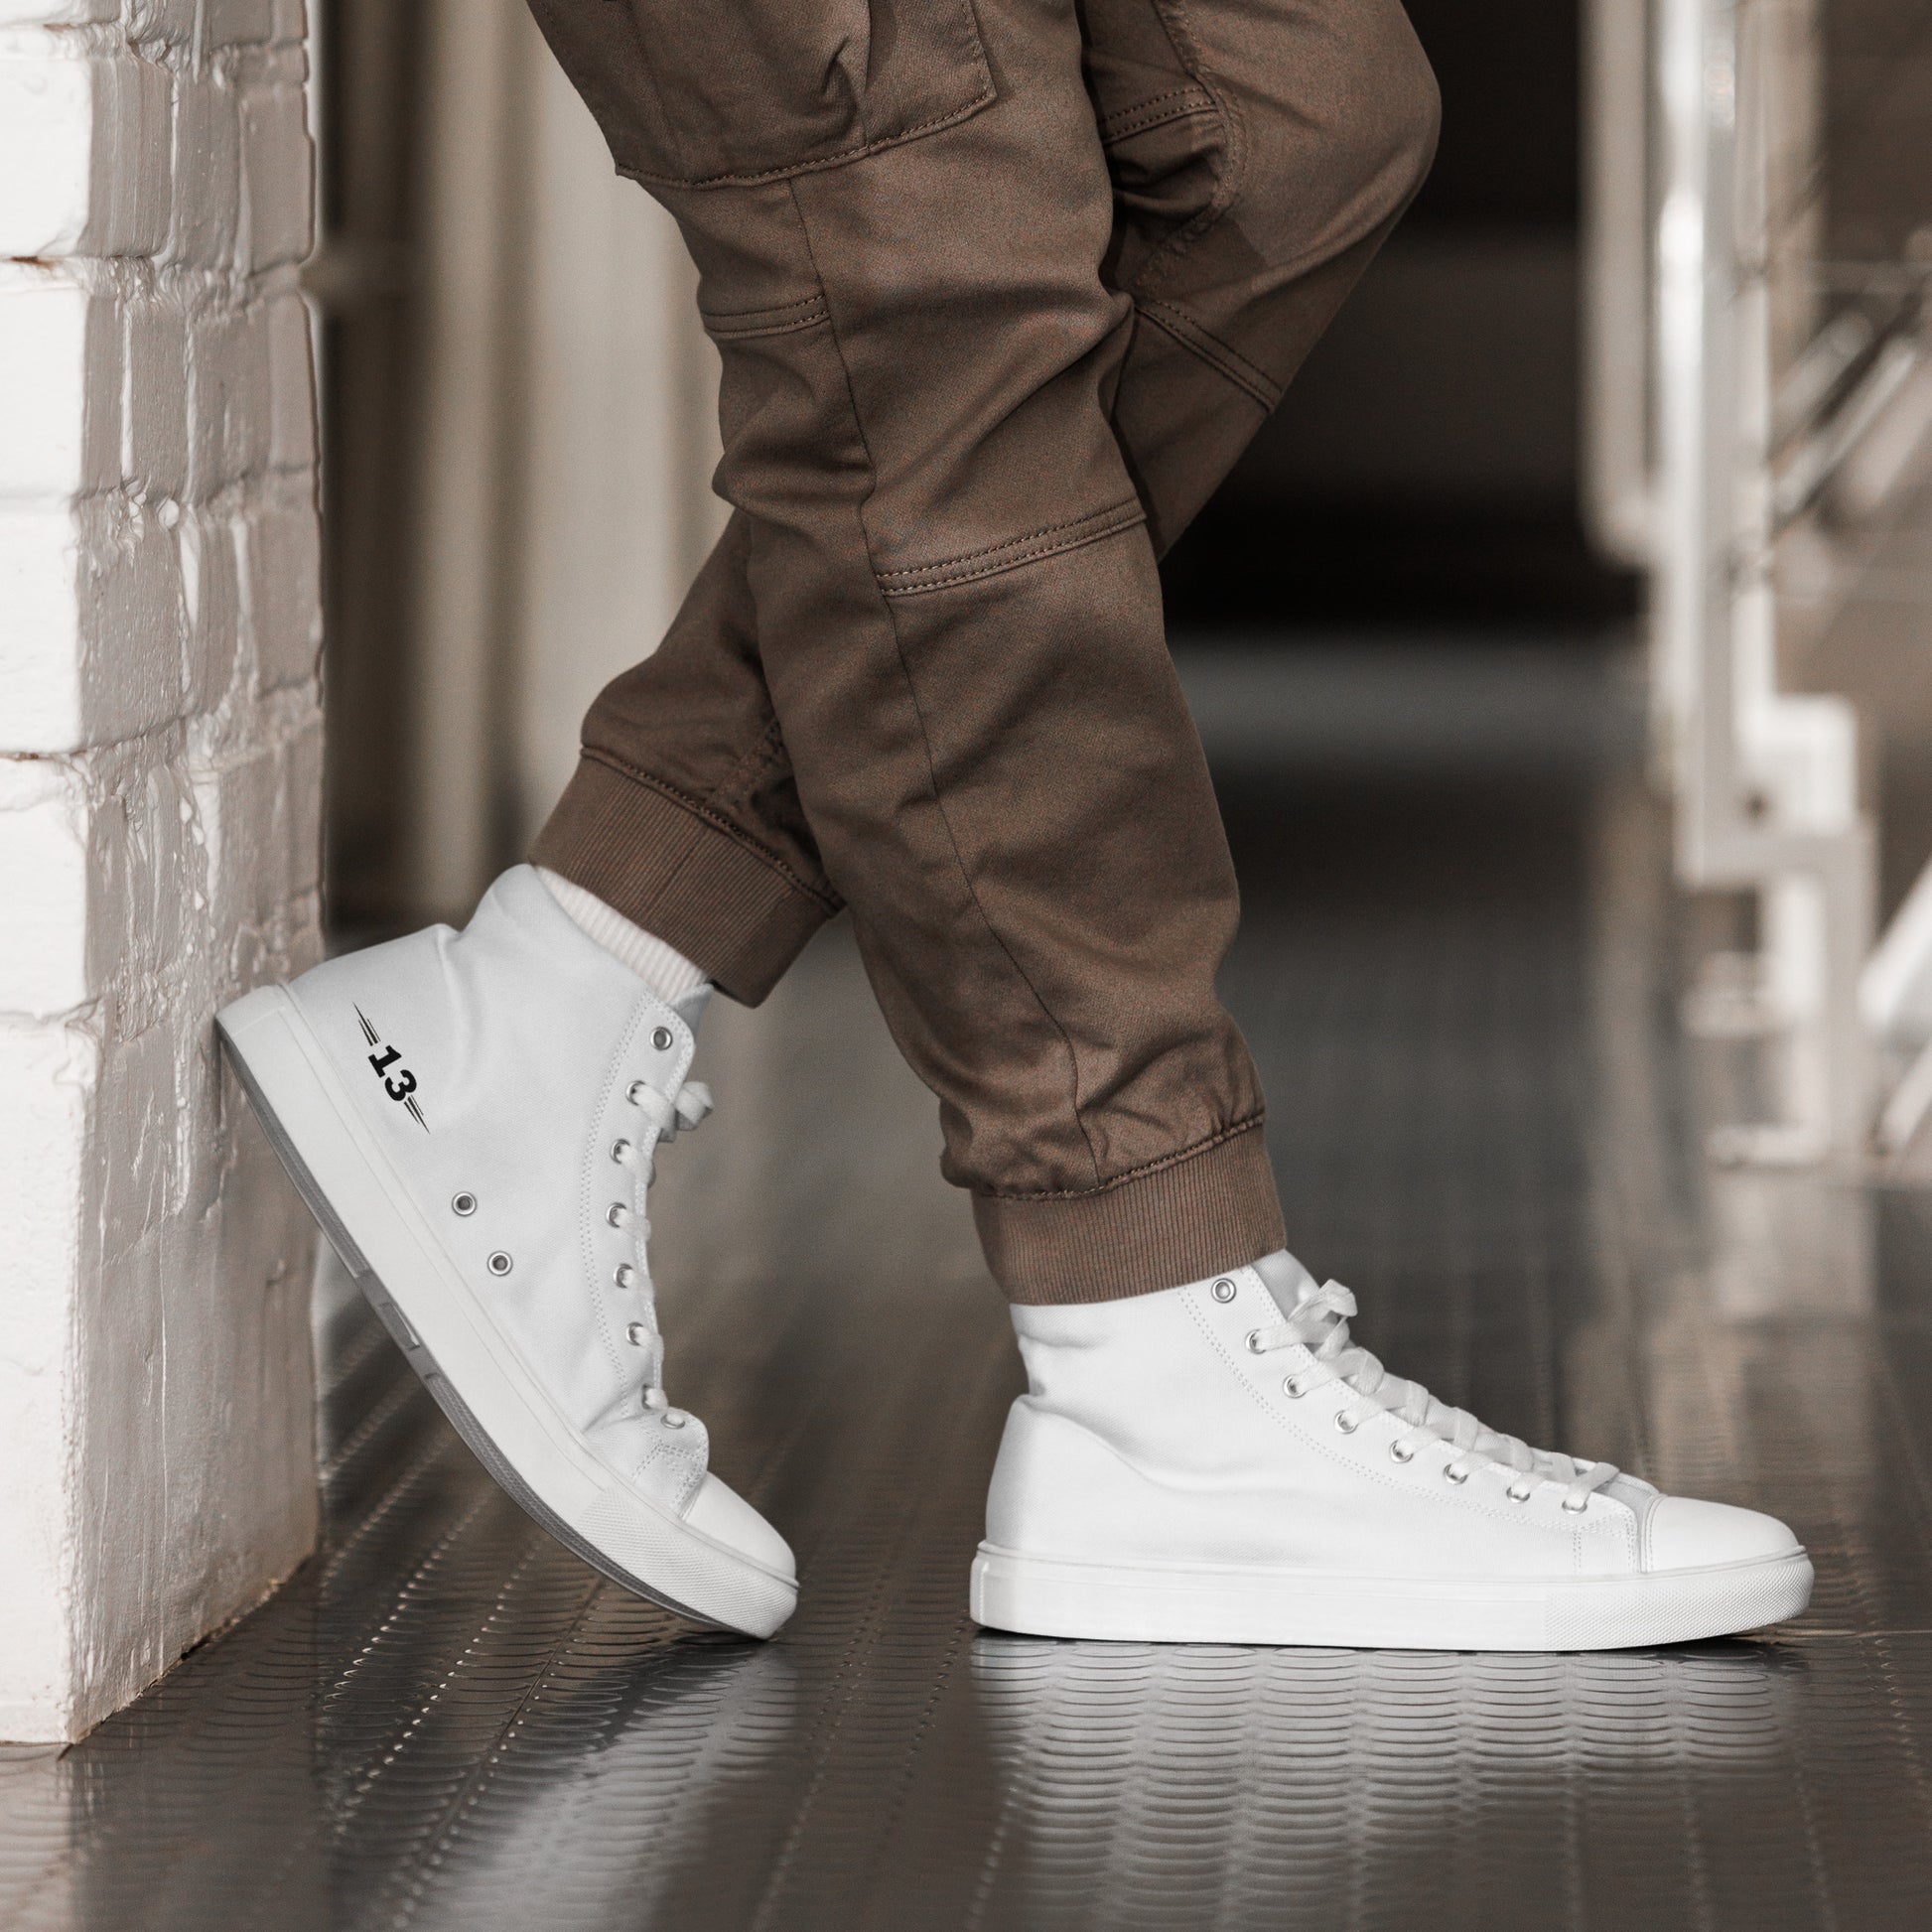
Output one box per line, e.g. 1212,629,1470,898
6,637,1932,1930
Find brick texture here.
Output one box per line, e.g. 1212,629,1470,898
0,2,321,1742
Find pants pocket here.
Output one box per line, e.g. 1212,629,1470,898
526,0,995,188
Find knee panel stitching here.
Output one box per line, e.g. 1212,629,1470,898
873,498,1146,598
1137,298,1281,412
701,294,830,341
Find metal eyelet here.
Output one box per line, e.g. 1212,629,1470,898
1283,1376,1306,1399
625,1321,647,1346
661,1409,687,1429
1334,1411,1359,1435
1212,1279,1237,1304
486,1251,512,1277
626,1080,646,1106
652,1027,674,1051
611,1139,632,1164
1562,1495,1588,1513
1508,1483,1534,1504
451,1191,478,1217
1445,1464,1469,1485
606,1203,628,1228
1389,1441,1416,1463
614,1263,637,1290
1245,1330,1267,1354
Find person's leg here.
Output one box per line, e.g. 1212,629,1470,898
533,509,843,1007
531,0,1438,1304
1090,0,1441,552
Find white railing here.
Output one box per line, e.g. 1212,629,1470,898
1587,0,1932,1168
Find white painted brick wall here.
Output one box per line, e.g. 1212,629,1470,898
0,0,321,1742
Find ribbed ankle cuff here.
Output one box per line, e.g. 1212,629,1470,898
531,754,838,1006
973,1118,1287,1305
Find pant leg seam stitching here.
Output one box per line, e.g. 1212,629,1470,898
578,749,844,914
875,499,1146,595
700,292,827,326
974,1112,1267,1203
1136,298,1281,410
711,713,792,806
613,83,996,191
876,498,1142,578
703,308,831,343
1097,86,1217,144
784,174,1107,1189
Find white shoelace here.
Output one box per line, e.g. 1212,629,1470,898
1248,1279,1617,1512
611,1076,713,1423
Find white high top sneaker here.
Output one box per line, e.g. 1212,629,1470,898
216,865,796,1637
973,1251,1812,1649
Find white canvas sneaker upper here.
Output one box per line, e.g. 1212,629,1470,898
256,865,792,1619
976,1250,1810,1648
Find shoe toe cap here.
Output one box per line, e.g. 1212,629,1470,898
683,1473,796,1582
1647,1494,1800,1572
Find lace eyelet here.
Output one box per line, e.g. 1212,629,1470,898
652,1027,674,1051
626,1080,646,1106
625,1321,647,1346
1562,1495,1588,1513
485,1251,512,1277
1508,1483,1534,1504
451,1191,478,1217
1283,1376,1305,1399
611,1138,632,1164
1445,1464,1469,1485
606,1203,628,1228
1212,1279,1237,1304
661,1409,687,1429
1389,1440,1416,1464
614,1263,637,1290
1334,1411,1360,1435
1245,1329,1266,1354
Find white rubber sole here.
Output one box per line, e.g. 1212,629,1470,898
970,1542,1814,1650
217,983,796,1640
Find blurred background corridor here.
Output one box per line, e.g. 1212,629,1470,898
8,0,1932,1925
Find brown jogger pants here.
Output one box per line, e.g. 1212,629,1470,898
525,0,1440,1303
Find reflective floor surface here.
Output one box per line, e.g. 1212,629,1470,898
5,635,1932,1929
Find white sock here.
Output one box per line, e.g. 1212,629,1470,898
537,868,709,1008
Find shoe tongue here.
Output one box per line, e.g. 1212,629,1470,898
1251,1249,1320,1317
668,984,713,1032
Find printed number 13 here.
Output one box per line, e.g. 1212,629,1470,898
369,1045,417,1101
